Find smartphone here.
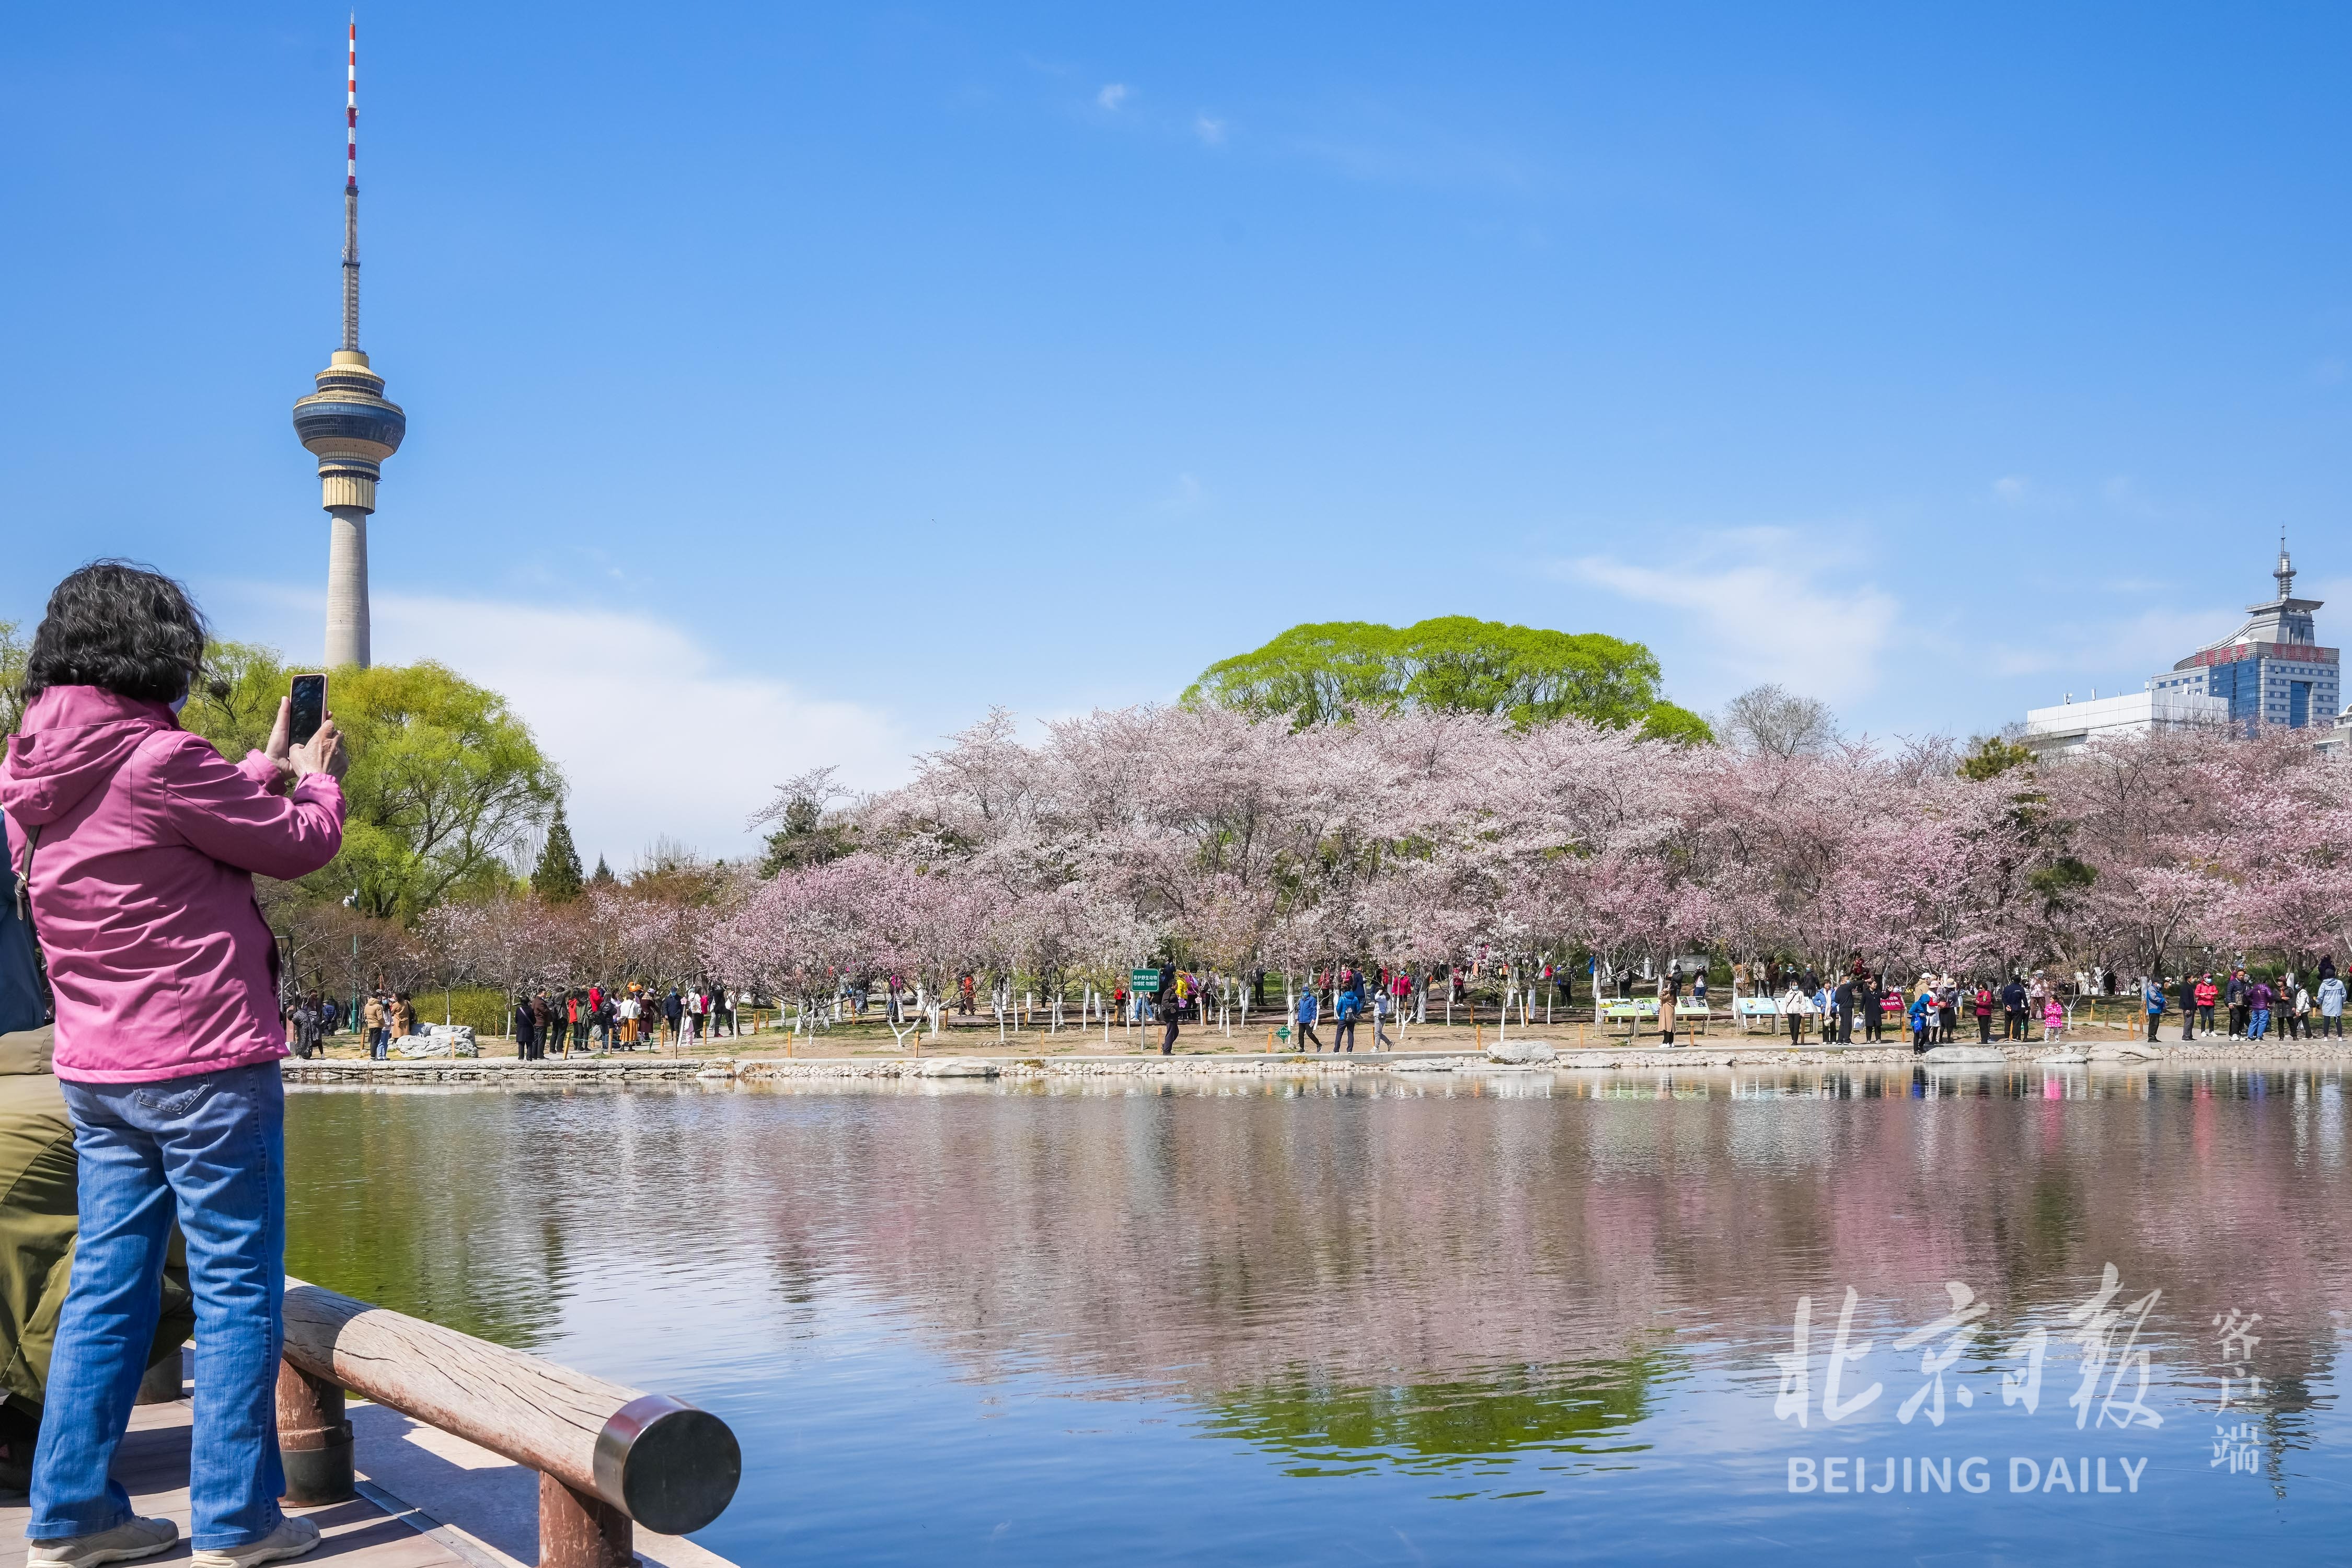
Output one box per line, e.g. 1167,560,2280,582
289,674,327,748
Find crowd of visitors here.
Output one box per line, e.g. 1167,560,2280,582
509,983,742,1059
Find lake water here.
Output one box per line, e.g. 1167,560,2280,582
284,1066,2351,1565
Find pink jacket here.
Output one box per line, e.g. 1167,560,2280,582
0,686,344,1084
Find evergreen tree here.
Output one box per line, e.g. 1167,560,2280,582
591,855,616,886
756,792,854,878
534,806,585,903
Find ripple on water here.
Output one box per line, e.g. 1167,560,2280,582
287,1068,2352,1565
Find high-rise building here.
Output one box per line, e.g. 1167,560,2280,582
291,20,406,670
2025,543,2339,754
2145,542,2337,728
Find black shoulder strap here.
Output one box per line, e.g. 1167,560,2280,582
10,823,33,927
6,820,50,1020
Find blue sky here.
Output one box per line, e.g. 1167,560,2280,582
6,4,2348,862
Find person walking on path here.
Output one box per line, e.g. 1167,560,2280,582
361,992,386,1059
0,562,346,1567
2227,969,2251,1039
2247,977,2275,1041
1333,981,1360,1053
1373,985,1396,1050
1155,964,1179,1055
2176,974,2197,1042
2320,972,2346,1037
2142,976,2166,1044
1295,985,1323,1052
2042,993,2067,1043
511,995,535,1060
1659,969,1681,1047
1973,982,1995,1044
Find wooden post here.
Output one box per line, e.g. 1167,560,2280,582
279,1279,739,1537
276,1359,354,1505
542,1472,633,1568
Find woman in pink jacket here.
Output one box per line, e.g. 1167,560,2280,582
0,564,345,1568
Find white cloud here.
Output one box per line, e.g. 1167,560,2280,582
1980,603,2230,679
1555,528,1896,705
203,584,911,868
1160,472,1205,513
2099,474,2159,517
1193,113,1227,146
1097,83,1129,110
1991,474,2061,511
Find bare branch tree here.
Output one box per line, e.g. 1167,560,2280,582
1717,684,1838,758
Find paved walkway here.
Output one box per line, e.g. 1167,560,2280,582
0,1367,734,1568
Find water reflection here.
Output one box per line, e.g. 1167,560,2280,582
1201,1354,1669,1478
283,1067,2352,1564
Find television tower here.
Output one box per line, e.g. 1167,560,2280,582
292,18,406,668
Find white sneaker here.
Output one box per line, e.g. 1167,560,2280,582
27,1515,178,1566
190,1514,321,1568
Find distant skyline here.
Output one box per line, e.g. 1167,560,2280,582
6,4,2347,865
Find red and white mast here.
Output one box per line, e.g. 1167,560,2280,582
341,16,361,351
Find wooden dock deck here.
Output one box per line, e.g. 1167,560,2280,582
0,1370,736,1568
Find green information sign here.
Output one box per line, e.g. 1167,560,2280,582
1131,967,1162,991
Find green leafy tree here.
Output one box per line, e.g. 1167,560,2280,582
533,806,585,904
1184,616,1711,740
183,656,562,921
0,620,27,736
1636,701,1715,746
591,855,616,887
183,641,294,757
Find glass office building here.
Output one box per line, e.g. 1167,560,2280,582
2145,545,2338,731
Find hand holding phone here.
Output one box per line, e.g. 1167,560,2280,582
289,674,327,747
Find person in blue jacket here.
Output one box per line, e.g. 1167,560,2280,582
1295,985,1323,1052
1333,977,1361,1053
1907,986,1932,1054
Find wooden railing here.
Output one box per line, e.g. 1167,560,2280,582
274,1277,741,1568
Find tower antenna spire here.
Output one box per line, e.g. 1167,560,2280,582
343,14,360,351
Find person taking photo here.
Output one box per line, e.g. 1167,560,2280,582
0,562,347,1568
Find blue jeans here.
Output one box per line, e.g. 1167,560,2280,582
30,1064,286,1551
2249,1008,2271,1039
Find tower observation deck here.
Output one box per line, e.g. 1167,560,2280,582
291,19,405,670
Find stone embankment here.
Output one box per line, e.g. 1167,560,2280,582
278,1038,2352,1086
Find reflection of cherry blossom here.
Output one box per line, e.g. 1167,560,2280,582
1894,1281,1988,1426
2064,1263,2164,1431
